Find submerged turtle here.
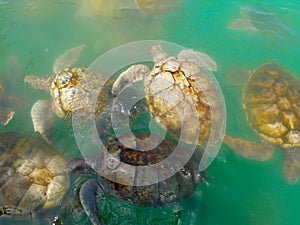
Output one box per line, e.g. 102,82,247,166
0,81,14,125
0,56,25,126
24,45,112,143
53,133,206,225
0,132,69,219
134,0,180,16
224,62,300,183
112,45,224,150
75,0,180,18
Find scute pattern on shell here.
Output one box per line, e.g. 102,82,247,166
0,132,69,217
243,63,300,148
94,134,207,207
144,54,219,147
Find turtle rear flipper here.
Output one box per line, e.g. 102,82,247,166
66,158,109,225
283,149,300,184
79,179,107,225
31,100,54,143
223,134,275,161
24,75,53,93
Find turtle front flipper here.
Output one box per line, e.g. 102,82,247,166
0,205,23,217
111,64,150,96
31,100,55,143
283,148,300,184
79,179,108,225
223,134,275,161
24,75,53,93
67,158,110,225
53,44,85,74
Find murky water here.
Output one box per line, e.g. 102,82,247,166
1,0,300,225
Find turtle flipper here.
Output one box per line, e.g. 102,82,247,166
79,179,108,225
66,158,110,225
223,134,275,161
227,9,257,32
283,149,300,184
31,100,55,143
0,205,23,217
24,75,53,93
111,64,150,96
53,44,85,73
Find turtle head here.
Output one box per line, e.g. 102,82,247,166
50,67,88,118
151,45,168,63
0,108,14,125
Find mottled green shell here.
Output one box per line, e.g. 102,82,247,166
0,132,69,217
243,63,300,148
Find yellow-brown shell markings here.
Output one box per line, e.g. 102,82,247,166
0,132,69,217
242,63,300,148
50,67,108,119
145,59,214,147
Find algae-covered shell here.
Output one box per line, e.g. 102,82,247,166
242,63,300,148
0,132,69,218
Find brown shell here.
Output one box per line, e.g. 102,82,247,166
144,56,221,147
0,132,69,217
99,134,207,207
242,63,300,148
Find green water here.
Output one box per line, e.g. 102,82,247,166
1,0,300,225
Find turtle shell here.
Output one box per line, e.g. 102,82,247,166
0,132,69,218
242,63,300,148
50,67,109,119
144,52,222,147
97,134,207,207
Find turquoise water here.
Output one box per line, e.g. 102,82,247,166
1,0,300,225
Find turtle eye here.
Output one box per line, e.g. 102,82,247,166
55,72,71,88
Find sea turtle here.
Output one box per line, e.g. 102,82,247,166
0,132,69,219
0,81,14,125
53,133,207,225
24,45,112,143
74,0,180,18
112,45,224,151
0,56,25,126
223,62,300,184
134,0,180,16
